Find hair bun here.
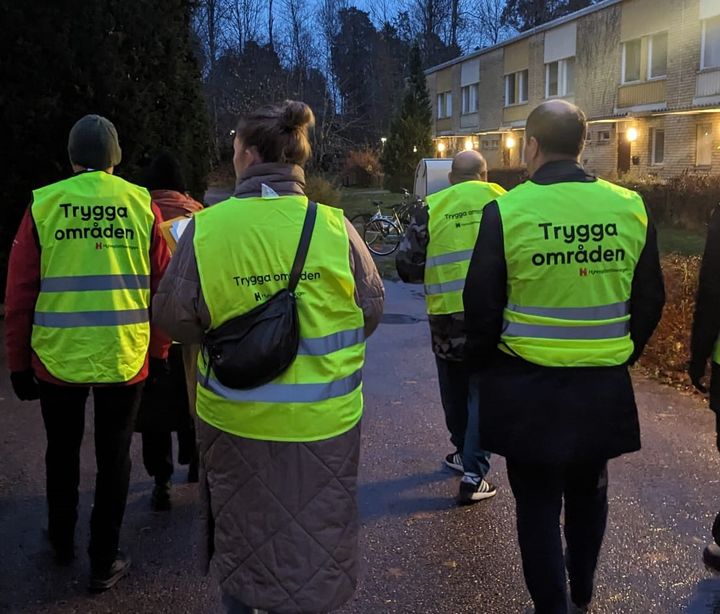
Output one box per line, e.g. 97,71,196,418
280,100,315,131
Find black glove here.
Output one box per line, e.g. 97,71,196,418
689,358,708,394
10,369,40,401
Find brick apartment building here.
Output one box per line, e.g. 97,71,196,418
425,0,720,179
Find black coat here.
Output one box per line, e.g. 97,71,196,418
135,343,194,433
691,206,720,415
463,161,665,464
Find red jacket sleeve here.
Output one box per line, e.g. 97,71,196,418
148,202,172,359
5,208,41,372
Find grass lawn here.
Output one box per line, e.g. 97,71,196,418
657,225,706,256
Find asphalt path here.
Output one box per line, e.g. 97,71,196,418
2,281,720,613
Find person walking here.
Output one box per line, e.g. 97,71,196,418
135,150,203,511
4,114,170,591
689,203,720,571
463,100,665,613
396,150,505,504
152,100,384,614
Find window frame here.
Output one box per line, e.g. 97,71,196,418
437,91,453,119
650,128,665,165
647,31,668,80
622,38,642,84
702,15,720,70
696,123,713,166
461,83,479,115
545,57,576,98
519,69,529,103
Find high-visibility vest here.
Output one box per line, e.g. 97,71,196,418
194,195,365,443
30,171,155,383
424,181,506,315
497,178,648,367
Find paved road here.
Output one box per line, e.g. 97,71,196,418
2,281,720,613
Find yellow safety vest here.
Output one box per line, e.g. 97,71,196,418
31,171,154,383
497,178,648,367
424,181,506,315
194,195,365,442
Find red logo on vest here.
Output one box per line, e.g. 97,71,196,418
95,242,103,250
579,268,588,277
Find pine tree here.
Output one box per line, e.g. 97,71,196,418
380,43,433,192
0,0,210,295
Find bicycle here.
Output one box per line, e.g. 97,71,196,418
354,190,426,257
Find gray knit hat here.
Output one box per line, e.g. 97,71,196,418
67,114,122,169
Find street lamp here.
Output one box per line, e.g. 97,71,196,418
413,145,418,153
380,137,387,147
627,127,638,142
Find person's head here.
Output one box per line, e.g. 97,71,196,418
523,100,587,176
233,100,315,178
141,150,186,193
448,150,488,185
67,114,122,174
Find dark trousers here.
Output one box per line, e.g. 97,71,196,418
141,428,197,483
435,356,468,452
506,459,609,614
435,357,490,479
39,381,143,570
141,431,174,483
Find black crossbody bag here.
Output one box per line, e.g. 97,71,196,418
202,201,318,390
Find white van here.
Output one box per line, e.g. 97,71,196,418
414,158,453,199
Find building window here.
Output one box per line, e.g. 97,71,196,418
482,138,499,151
622,38,642,83
650,128,665,165
703,15,720,70
648,32,668,79
461,84,478,114
597,130,611,144
505,70,529,106
437,92,452,118
546,57,575,98
697,123,713,166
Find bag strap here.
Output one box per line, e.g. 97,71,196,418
288,200,318,293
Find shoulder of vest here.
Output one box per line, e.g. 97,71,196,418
593,177,644,202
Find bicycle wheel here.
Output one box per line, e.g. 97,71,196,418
364,218,402,256
350,213,371,236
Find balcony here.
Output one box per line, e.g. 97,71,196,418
696,68,720,100
502,104,529,124
617,80,666,108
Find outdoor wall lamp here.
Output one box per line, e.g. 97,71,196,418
464,139,474,151
506,135,516,148
627,127,638,142
437,142,446,153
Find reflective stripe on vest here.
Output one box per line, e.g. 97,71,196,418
194,195,365,443
424,181,506,315
199,369,362,404
498,178,647,367
30,172,154,383
40,274,150,292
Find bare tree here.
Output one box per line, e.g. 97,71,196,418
268,0,275,49
226,0,263,52
466,0,514,48
404,0,453,46
366,0,397,26
194,0,225,74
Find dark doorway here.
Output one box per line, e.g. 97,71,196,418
617,134,631,174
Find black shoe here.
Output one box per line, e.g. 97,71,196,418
457,477,497,505
704,543,720,572
151,480,171,511
89,552,131,592
444,451,464,473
